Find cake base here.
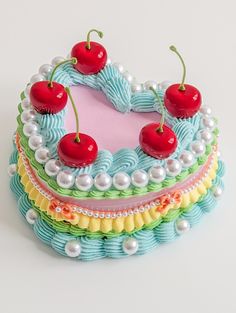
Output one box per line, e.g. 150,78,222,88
9,146,225,261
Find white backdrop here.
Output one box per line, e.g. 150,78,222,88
0,0,235,312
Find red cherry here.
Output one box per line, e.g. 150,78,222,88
30,81,67,114
58,133,98,167
164,83,201,118
71,29,107,75
139,123,177,159
164,45,202,118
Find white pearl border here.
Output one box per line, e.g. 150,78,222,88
18,146,217,219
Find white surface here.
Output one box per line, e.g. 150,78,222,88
0,1,235,312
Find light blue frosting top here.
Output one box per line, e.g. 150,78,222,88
33,63,202,178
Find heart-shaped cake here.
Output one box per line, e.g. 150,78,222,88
8,29,225,260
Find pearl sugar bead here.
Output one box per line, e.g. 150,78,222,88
65,240,81,258
131,170,149,188
179,151,195,168
26,209,38,225
21,109,36,124
94,172,112,191
35,147,50,164
23,122,39,137
190,141,206,157
148,165,166,183
45,159,61,177
28,134,43,151
122,237,139,255
113,172,131,190
8,163,17,176
75,174,93,191
175,219,190,235
57,170,75,189
166,159,182,177
21,98,31,110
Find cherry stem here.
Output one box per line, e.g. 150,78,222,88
48,58,77,88
169,45,186,91
65,87,80,143
150,87,165,133
86,29,103,50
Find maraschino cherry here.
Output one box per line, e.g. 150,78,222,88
71,28,107,75
164,46,202,118
30,58,77,114
139,87,178,159
58,87,98,168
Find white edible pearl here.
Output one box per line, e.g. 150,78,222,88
35,147,50,164
113,62,124,73
217,150,221,158
131,82,143,93
57,170,75,189
45,159,61,177
30,74,45,84
175,219,190,235
8,163,17,176
12,131,16,144
197,129,213,144
148,165,166,183
23,122,39,137
158,80,172,91
131,170,149,188
144,80,158,90
123,71,133,83
212,186,223,198
28,134,43,151
65,240,81,258
113,172,131,190
21,109,36,124
75,174,93,191
200,105,212,116
51,56,65,67
106,58,112,65
39,64,53,77
24,84,32,97
179,151,195,168
122,237,139,255
166,159,182,177
21,98,31,110
26,209,38,225
201,116,216,131
190,140,206,157
94,172,112,191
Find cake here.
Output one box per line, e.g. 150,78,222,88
8,29,225,260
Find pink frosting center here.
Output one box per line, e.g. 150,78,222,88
65,85,160,153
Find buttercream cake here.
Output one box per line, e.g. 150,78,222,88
8,29,225,260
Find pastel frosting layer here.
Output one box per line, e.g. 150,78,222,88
16,145,219,233
10,152,225,260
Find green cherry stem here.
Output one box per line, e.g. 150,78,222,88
48,58,77,88
169,45,186,91
86,29,103,50
65,87,80,143
150,87,165,133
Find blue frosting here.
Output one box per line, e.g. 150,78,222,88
26,62,203,179
10,146,225,260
